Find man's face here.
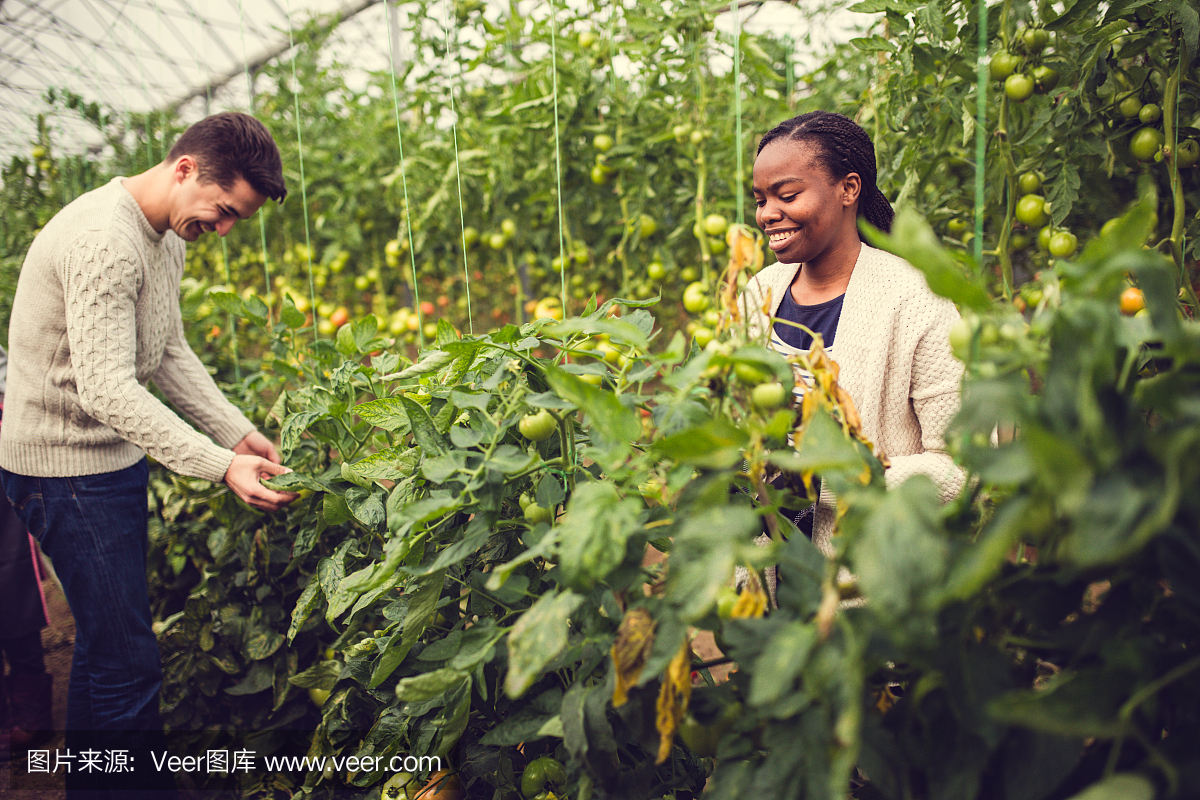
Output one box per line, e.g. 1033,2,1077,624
170,158,267,242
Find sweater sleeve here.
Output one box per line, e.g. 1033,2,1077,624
64,235,238,484
883,295,965,502
152,295,257,451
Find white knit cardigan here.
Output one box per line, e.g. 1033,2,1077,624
741,243,966,557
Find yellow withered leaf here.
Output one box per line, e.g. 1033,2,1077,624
726,224,764,273
611,607,656,707
730,575,769,620
655,636,693,764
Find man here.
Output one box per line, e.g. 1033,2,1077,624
0,112,297,794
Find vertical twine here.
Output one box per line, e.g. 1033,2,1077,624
548,0,568,316
974,0,987,267
442,0,473,335
384,0,424,345
283,0,318,343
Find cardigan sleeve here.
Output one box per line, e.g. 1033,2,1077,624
883,294,965,502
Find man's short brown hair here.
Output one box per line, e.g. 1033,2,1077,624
167,112,287,203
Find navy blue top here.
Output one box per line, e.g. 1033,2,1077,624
772,290,844,351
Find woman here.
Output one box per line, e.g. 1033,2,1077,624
741,111,965,559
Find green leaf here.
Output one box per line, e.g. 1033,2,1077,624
287,573,324,644
224,662,273,696
544,317,650,351
280,409,328,460
654,417,749,470
483,444,537,475
850,35,897,53
1063,775,1154,800
382,349,455,380
417,518,491,575
280,293,306,329
351,447,420,481
402,395,448,455
323,493,353,526
394,667,468,701
505,590,584,698
850,477,948,622
388,494,462,536
287,659,341,691
863,207,992,310
354,398,413,432
555,482,642,591
372,569,445,688
543,366,639,451
346,485,387,529
749,622,818,706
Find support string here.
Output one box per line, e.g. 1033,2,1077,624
384,0,424,347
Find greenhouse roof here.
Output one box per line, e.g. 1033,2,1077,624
0,0,390,160
0,0,855,163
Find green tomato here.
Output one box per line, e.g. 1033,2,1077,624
693,326,715,348
733,362,772,385
1009,231,1031,251
683,281,710,314
1176,139,1200,168
1138,104,1161,125
678,715,721,758
639,213,658,238
501,218,517,238
680,266,699,283
1020,27,1050,54
1004,73,1035,102
647,260,667,282
704,214,728,237
715,586,739,619
989,52,1021,81
1048,230,1078,258
672,123,692,144
524,503,554,525
1017,171,1042,195
520,757,566,799
578,29,597,49
593,133,614,152
590,163,613,184
751,381,788,410
1015,194,1049,227
488,232,507,250
519,409,556,441
382,772,417,800
1031,65,1058,93
1130,127,1164,162
1037,224,1057,252
1118,95,1144,119
946,217,969,234
948,317,973,360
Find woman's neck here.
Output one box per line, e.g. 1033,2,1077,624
790,238,861,305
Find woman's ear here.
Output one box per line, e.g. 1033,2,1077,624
841,172,862,208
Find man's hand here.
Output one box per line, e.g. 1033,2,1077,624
224,455,299,512
233,430,282,464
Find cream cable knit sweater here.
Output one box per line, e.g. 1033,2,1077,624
742,243,966,555
0,178,256,483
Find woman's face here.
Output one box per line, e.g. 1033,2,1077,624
752,139,860,267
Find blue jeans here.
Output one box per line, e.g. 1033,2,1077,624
2,460,173,797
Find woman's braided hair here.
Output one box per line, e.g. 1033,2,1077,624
757,110,894,235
